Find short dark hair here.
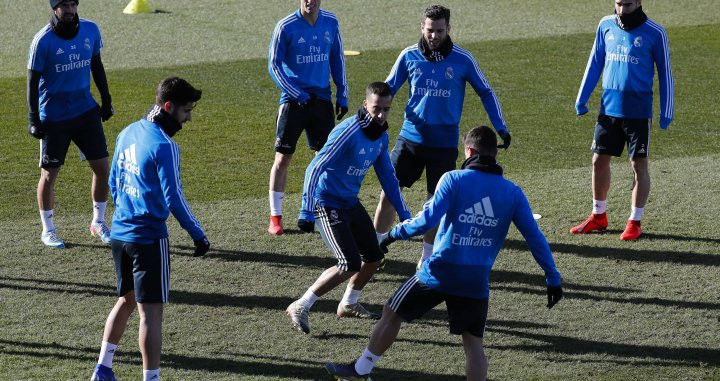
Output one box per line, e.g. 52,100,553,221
464,126,497,156
423,5,450,24
156,77,202,106
366,81,392,98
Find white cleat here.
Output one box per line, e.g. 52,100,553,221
90,222,112,244
41,230,65,249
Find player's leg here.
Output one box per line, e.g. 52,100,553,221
374,137,422,236
37,120,72,248
462,333,488,381
446,295,489,381
419,145,457,262
621,118,651,240
137,302,163,374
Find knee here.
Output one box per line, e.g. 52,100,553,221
630,159,649,176
273,153,293,170
591,155,610,170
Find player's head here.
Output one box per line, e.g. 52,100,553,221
51,0,78,21
300,0,321,17
615,0,641,16
156,77,202,125
421,5,451,51
363,82,393,125
463,126,498,159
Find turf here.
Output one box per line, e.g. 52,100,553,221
1,1,719,380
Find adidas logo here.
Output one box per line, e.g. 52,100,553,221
298,36,306,44
56,48,64,55
458,197,498,226
608,34,615,41
117,144,140,175
359,148,365,154
638,145,646,154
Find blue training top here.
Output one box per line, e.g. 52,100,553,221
390,168,561,299
109,110,205,244
268,9,348,107
576,15,674,127
299,112,411,223
386,44,508,148
28,19,103,122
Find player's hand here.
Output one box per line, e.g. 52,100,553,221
193,236,210,257
335,103,348,120
299,93,317,109
378,232,396,254
497,130,511,150
297,219,314,233
100,103,114,122
28,113,44,139
546,285,563,309
660,117,672,130
575,103,589,115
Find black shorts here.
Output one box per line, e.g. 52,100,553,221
39,106,108,168
388,275,489,337
592,114,651,159
390,137,458,194
111,238,170,303
274,99,335,154
315,202,384,272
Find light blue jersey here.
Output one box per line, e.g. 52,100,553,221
386,45,508,148
299,112,411,223
109,109,205,244
390,168,561,299
28,19,103,122
268,9,348,107
576,15,674,127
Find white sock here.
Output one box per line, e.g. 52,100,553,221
298,288,319,309
93,201,107,224
143,368,160,381
420,241,433,262
98,341,117,368
269,191,284,216
592,199,607,215
341,286,362,305
355,347,381,375
629,206,644,221
40,209,56,233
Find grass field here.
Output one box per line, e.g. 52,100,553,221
1,1,719,380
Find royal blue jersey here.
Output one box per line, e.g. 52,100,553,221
390,169,561,299
299,112,411,222
576,15,674,127
268,9,348,107
109,111,205,244
386,44,508,148
28,19,103,122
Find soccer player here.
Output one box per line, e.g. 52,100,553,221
91,77,210,381
373,4,510,265
267,0,349,235
325,126,563,381
571,0,674,240
27,0,114,248
286,82,411,334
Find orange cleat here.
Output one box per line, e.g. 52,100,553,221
620,220,642,241
268,215,284,235
570,213,608,234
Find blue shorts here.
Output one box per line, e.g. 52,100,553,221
111,238,170,303
390,137,458,194
39,106,108,168
592,114,651,159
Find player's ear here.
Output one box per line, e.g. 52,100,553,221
362,99,368,110
162,101,173,113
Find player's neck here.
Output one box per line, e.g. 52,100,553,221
301,11,319,26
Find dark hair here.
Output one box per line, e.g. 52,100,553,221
366,81,392,98
464,126,497,155
50,0,78,9
423,4,450,24
156,77,202,106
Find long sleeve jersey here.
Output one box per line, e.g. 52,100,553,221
109,117,205,244
390,169,561,299
28,19,102,122
299,112,411,223
268,9,348,107
386,44,508,148
576,15,674,126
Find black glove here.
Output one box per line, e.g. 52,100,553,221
28,112,44,139
297,219,314,233
335,103,348,120
497,130,511,150
193,236,210,257
546,285,563,309
379,232,396,254
100,103,114,122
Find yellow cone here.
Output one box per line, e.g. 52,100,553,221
123,0,153,14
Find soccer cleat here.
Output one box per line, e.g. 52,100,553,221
41,230,65,248
620,220,642,241
325,362,372,381
90,364,117,381
337,303,380,320
90,222,112,244
570,213,608,234
268,215,284,235
286,301,310,334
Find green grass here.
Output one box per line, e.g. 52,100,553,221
1,1,719,380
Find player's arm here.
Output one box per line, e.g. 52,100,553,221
108,137,120,202
391,172,452,240
91,54,113,122
575,23,606,115
26,70,44,139
385,50,409,96
268,22,310,104
653,27,674,129
299,125,347,222
466,55,509,136
329,23,348,109
373,141,411,221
